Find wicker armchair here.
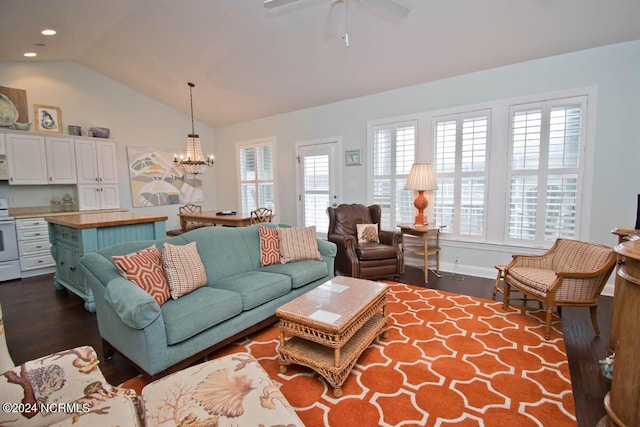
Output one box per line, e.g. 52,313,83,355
503,238,616,339
327,203,403,280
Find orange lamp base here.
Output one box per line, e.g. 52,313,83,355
413,190,429,226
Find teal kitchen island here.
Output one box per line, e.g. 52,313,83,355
46,211,167,312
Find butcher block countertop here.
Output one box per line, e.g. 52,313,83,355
44,212,168,229
10,207,128,219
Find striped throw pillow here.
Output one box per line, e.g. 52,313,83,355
112,245,170,306
161,241,207,299
259,226,281,266
279,226,322,264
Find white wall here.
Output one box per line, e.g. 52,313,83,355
0,61,216,230
1,41,638,288
212,40,640,287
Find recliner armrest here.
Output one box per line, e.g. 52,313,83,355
328,233,356,249
379,230,402,248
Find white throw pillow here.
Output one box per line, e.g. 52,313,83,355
161,241,207,299
356,223,379,243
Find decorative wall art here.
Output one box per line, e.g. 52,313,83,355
0,86,30,130
127,146,204,207
34,104,62,133
345,149,362,166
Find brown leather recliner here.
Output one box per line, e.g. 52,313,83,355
327,203,403,280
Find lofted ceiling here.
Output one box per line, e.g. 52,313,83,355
1,0,640,128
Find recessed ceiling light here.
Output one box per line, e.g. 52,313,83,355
41,29,56,36
24,52,37,57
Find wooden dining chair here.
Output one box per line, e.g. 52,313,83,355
167,204,204,236
250,207,273,225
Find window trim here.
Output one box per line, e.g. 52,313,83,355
236,136,279,217
432,108,491,241
367,86,597,248
505,96,588,245
367,116,420,229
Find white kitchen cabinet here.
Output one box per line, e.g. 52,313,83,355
5,133,48,185
75,138,119,210
75,139,118,184
77,183,120,211
16,217,55,276
45,136,77,184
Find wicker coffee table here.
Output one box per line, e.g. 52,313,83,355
276,276,389,397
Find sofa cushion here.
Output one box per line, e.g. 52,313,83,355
212,271,291,310
279,226,322,263
260,260,328,289
180,227,255,281
259,225,281,266
508,267,557,294
161,287,243,345
112,245,171,306
162,241,207,299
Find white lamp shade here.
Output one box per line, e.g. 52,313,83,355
405,163,438,191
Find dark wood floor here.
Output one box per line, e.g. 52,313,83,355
0,268,611,427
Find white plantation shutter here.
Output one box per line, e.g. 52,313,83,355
372,121,416,229
433,111,489,238
238,140,276,216
507,97,585,244
303,154,330,233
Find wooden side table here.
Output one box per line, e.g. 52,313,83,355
397,224,445,283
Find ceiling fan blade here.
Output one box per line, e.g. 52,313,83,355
263,0,302,9
363,0,410,18
324,0,345,37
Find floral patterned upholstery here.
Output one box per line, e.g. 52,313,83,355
142,352,303,427
0,302,14,373
503,238,616,339
0,345,140,427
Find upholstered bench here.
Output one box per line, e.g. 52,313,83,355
141,352,302,426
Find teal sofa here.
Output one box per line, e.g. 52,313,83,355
79,223,337,380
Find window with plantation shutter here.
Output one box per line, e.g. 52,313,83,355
433,111,489,239
238,139,276,217
507,97,584,244
303,154,330,233
372,120,416,229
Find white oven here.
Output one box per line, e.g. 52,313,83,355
0,198,20,282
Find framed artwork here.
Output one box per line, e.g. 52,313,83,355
127,146,204,207
0,86,29,128
34,104,62,133
345,149,362,166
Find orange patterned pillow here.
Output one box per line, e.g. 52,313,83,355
259,226,281,266
112,246,170,306
161,241,207,299
278,226,322,264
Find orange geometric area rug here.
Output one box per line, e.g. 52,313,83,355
124,282,576,427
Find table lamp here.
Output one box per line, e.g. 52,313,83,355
405,163,438,226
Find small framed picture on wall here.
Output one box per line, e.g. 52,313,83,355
345,149,361,166
34,104,62,134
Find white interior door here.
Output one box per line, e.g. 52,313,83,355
296,138,341,236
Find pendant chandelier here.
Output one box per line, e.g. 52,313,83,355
173,82,214,175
